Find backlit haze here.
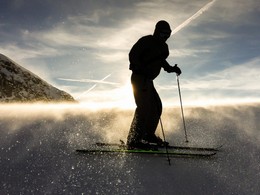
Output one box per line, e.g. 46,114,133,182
1,2,260,193
1,0,260,109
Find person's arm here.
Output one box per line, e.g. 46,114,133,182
162,62,182,75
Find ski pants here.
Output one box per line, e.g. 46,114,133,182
127,73,162,144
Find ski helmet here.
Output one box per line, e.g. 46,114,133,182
154,20,172,41
155,20,171,33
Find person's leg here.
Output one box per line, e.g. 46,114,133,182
144,84,162,143
127,74,152,146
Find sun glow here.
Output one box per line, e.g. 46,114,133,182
75,81,136,110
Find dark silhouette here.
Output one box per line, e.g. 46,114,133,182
127,20,181,149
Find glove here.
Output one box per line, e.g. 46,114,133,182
167,64,182,75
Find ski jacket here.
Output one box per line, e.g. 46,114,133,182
129,35,172,80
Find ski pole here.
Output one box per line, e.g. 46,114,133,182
176,74,189,143
153,87,171,165
159,118,171,166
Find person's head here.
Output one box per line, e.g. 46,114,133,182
153,20,172,42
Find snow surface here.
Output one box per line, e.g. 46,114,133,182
0,104,259,195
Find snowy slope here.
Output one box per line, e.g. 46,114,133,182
0,104,259,194
0,53,75,103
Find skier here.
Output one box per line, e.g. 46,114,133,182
127,20,182,149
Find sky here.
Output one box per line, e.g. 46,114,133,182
0,0,260,109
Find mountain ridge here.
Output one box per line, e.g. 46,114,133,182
0,53,76,103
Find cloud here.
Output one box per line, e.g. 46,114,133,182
94,50,128,63
1,0,223,63
211,0,260,23
170,49,211,58
159,57,260,93
0,43,61,60
212,58,260,90
11,0,25,9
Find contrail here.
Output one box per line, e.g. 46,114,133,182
172,0,216,35
58,77,119,85
75,74,113,99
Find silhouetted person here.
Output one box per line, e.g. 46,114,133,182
127,20,181,149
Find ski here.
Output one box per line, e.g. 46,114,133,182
76,148,216,158
95,142,222,152
162,144,222,152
